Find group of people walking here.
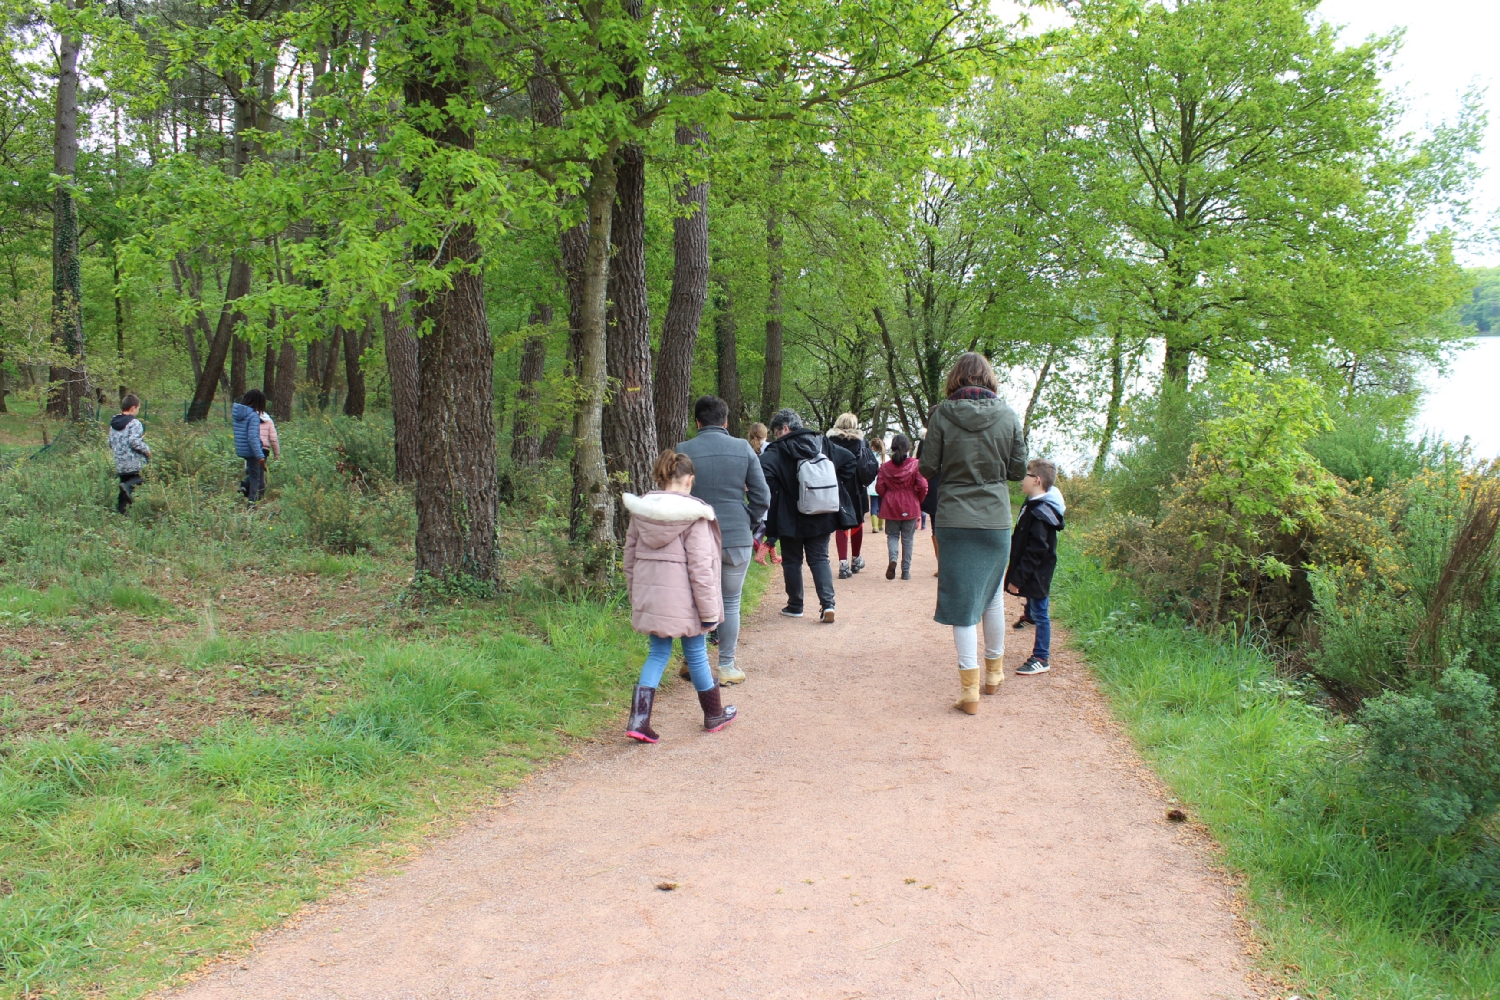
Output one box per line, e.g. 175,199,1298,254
622,352,1066,741
107,389,281,513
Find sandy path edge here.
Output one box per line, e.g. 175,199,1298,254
165,537,1272,1000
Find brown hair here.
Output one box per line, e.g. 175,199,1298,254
1028,458,1057,491
943,352,998,397
653,448,696,488
120,394,141,412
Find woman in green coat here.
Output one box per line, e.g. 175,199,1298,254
918,353,1028,714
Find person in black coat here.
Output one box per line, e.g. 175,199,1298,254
916,421,941,576
1006,459,1065,675
759,408,856,622
827,413,880,578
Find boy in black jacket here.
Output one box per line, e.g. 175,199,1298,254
1006,459,1065,675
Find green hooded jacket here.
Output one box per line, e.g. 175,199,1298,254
918,395,1028,530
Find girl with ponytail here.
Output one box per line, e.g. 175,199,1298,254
621,449,738,742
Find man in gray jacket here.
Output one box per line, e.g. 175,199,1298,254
677,395,770,685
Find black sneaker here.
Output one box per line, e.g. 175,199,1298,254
780,606,804,618
838,565,852,580
852,556,865,573
706,628,719,646
886,560,897,580
1016,656,1050,676
820,606,836,624
1012,616,1033,630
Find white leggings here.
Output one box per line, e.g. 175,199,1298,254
952,586,1006,670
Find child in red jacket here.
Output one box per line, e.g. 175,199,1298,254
875,434,927,580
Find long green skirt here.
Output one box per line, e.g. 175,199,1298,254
933,527,1011,626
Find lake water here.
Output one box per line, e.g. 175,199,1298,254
1417,337,1500,459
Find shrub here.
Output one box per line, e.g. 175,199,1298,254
1359,666,1500,842
145,420,220,484
1089,367,1338,633
1104,381,1210,518
1311,464,1500,696
1307,408,1431,494
282,480,408,554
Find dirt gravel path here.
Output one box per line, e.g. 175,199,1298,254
171,537,1262,1000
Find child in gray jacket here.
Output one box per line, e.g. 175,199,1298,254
107,394,151,513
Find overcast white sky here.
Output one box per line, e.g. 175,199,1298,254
1316,0,1499,267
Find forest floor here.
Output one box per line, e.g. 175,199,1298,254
165,538,1268,1000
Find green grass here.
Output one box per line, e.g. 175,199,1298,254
1055,543,1500,999
0,585,79,621
0,596,649,999
0,416,778,999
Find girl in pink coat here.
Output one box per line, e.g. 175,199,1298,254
623,449,737,743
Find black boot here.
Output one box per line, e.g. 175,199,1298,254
697,686,737,733
626,685,659,743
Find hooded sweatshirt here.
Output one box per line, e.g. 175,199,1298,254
232,403,266,460
108,413,150,474
623,491,724,638
918,395,1028,530
875,455,928,521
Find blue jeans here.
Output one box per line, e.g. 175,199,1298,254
639,634,714,692
1031,595,1051,661
718,548,752,669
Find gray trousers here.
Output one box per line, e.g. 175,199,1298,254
718,546,752,669
886,518,917,574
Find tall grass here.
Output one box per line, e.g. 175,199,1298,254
1056,544,1500,999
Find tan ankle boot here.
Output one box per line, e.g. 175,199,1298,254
983,656,1005,695
954,667,981,714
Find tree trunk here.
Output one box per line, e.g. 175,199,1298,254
654,115,709,450
1021,342,1057,450
1163,339,1190,387
186,258,252,421
186,71,255,422
873,307,913,440
1094,326,1126,476
713,275,741,437
529,61,580,468
49,2,86,420
603,142,657,495
405,61,499,581
511,303,550,465
262,328,277,394
169,256,208,385
383,289,420,481
760,194,784,423
112,244,125,400
307,338,323,382
319,329,340,409
570,152,620,549
273,338,296,422
230,336,248,400
342,318,368,418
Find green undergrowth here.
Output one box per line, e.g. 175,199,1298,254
1055,543,1499,999
0,416,773,999
0,594,645,999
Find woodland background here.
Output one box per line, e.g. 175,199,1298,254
3,0,1500,997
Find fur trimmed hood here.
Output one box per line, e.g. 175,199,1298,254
623,491,717,523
